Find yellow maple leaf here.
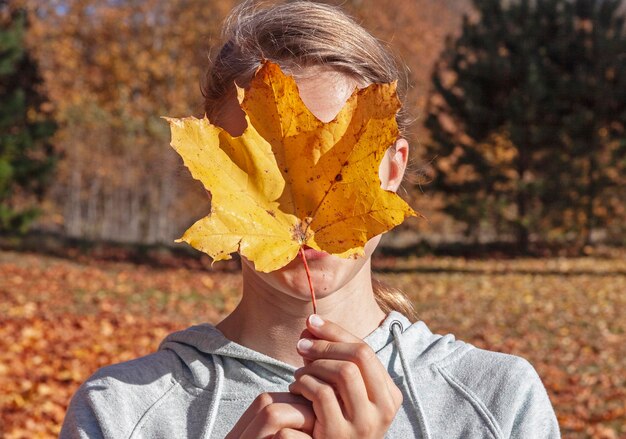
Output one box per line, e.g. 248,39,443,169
166,61,418,273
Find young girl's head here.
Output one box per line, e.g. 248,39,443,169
202,0,417,320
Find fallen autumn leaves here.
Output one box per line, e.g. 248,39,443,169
0,250,624,438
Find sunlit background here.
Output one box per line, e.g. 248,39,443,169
1,0,624,437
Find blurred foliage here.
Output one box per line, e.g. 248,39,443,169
17,0,241,243
0,2,57,233
4,0,468,244
426,0,626,251
0,250,624,438
0,0,623,251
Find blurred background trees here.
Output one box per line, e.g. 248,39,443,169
1,0,625,253
426,0,626,251
22,0,239,243
0,1,57,233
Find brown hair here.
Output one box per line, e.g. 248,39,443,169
203,0,418,322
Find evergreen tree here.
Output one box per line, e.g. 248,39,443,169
0,2,58,233
425,0,626,251
548,0,626,247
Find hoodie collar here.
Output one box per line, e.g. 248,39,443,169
160,310,460,371
363,310,412,353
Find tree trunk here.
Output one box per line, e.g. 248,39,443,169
65,165,82,237
583,148,597,248
516,154,529,254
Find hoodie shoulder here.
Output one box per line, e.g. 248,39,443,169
60,349,185,439
437,348,560,438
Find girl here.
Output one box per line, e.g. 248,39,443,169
61,2,560,438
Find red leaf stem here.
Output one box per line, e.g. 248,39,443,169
299,247,317,314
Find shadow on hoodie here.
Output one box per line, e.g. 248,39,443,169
60,311,561,438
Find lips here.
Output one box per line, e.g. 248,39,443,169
302,245,329,260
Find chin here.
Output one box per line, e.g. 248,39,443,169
279,256,361,297
241,236,381,301
243,252,369,300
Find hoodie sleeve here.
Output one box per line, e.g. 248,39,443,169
60,382,105,439
504,358,561,439
59,350,181,439
441,349,560,439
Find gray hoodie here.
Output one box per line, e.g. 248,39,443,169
60,311,560,438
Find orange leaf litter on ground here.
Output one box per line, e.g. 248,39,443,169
1,252,624,438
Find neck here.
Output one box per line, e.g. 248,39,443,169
216,260,386,367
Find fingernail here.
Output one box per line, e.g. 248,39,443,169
297,338,313,352
309,314,324,328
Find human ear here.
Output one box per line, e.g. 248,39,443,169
380,138,409,192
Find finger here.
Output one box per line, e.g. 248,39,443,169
299,328,315,340
295,359,369,421
303,316,403,410
298,328,317,366
305,314,362,343
241,403,315,439
289,373,345,426
296,336,396,407
273,428,313,439
227,392,310,438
